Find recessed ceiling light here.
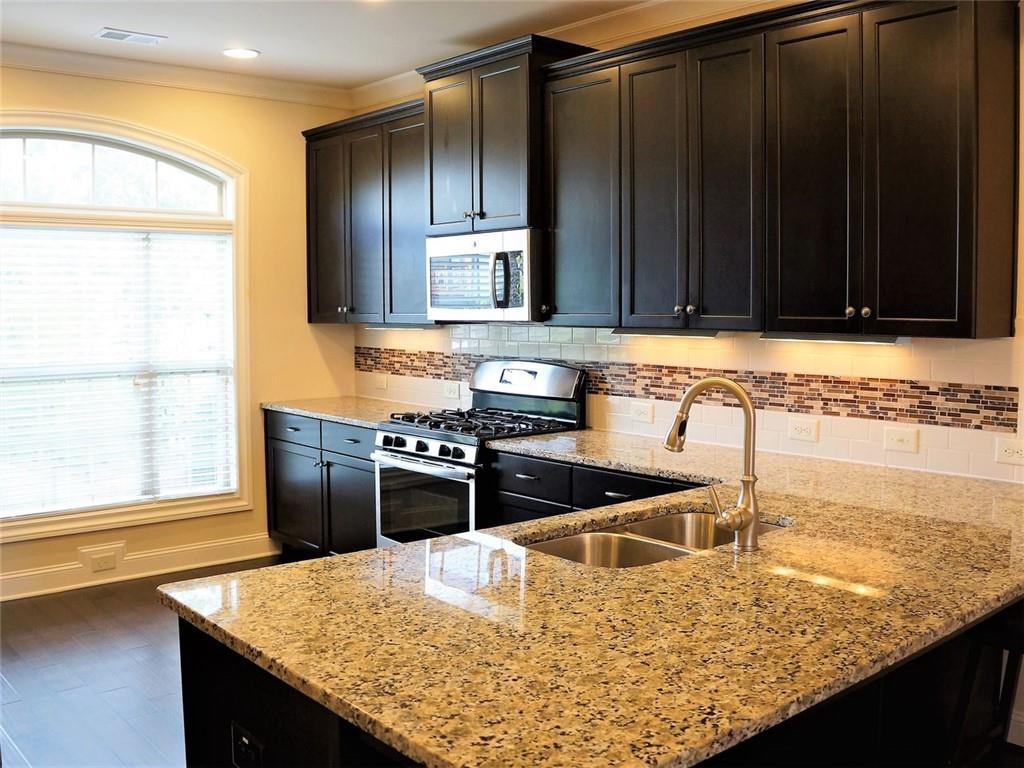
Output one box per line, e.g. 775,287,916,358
223,48,260,59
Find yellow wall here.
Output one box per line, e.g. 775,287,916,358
0,66,354,578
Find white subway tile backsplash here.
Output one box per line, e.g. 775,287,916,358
560,343,584,360
469,325,489,339
583,345,608,362
499,341,520,357
925,448,971,475
488,326,508,341
508,326,531,341
572,328,596,344
549,327,573,343
537,343,562,359
595,329,620,345
528,326,550,342
518,342,539,357
478,339,499,355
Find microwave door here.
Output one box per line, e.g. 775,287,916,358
427,251,502,321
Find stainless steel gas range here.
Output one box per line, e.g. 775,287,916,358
371,359,586,547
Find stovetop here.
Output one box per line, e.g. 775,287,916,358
387,408,571,441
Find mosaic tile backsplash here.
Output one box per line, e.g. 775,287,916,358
354,346,1019,433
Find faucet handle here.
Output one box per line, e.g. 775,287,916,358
707,485,723,516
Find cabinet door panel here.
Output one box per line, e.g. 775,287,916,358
266,440,323,553
473,56,529,232
686,35,764,331
384,114,428,324
863,2,973,336
307,136,346,323
545,67,620,327
343,127,384,324
766,16,862,334
324,452,377,555
425,73,474,235
621,54,687,328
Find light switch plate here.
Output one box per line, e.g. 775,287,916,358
630,401,654,423
884,427,919,453
995,438,1024,466
787,417,819,442
444,381,460,399
373,374,388,390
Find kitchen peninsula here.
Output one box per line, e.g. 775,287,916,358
161,419,1024,767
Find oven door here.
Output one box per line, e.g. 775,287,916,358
425,230,532,322
372,451,476,547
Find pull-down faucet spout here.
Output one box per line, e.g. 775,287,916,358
663,376,760,553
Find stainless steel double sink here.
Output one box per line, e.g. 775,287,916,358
527,511,783,568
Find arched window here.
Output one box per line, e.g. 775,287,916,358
0,130,238,523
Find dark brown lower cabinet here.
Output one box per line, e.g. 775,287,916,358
324,451,377,555
265,416,378,558
266,439,324,554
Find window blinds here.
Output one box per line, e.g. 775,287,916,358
0,226,237,518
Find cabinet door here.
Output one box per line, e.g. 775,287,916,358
383,114,428,324
323,452,377,555
765,15,862,334
343,126,384,324
620,53,688,329
545,67,621,327
472,55,530,232
478,491,572,529
863,2,973,337
425,72,474,235
686,35,764,331
266,439,323,553
306,135,347,323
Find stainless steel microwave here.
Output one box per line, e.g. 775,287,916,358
426,228,541,322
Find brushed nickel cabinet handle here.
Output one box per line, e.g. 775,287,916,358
285,426,300,432
845,306,856,318
514,473,539,481
861,306,872,318
685,304,696,315
343,438,359,444
604,491,632,500
673,305,685,316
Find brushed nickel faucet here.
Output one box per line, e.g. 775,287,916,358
663,376,761,553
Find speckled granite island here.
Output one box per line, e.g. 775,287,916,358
161,423,1024,767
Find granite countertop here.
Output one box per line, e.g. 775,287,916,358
262,396,421,429
162,420,1024,767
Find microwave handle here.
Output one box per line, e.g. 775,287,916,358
492,251,510,309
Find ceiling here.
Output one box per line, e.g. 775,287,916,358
0,1,639,89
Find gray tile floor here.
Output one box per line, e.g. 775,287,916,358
0,558,278,767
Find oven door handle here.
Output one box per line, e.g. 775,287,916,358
371,451,475,482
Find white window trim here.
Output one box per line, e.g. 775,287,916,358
0,111,253,544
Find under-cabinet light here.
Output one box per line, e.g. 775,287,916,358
759,332,904,345
610,328,724,339
360,324,436,331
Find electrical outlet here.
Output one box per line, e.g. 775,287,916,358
884,427,919,453
373,374,387,390
90,552,117,572
630,401,654,423
443,381,460,399
995,438,1024,466
787,417,819,443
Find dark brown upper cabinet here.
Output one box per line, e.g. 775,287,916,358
418,35,593,236
766,15,862,335
342,126,384,324
304,101,428,326
862,1,1016,338
383,114,427,324
620,53,687,329
685,34,764,331
306,134,346,323
545,67,621,327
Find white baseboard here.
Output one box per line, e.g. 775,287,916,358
1009,710,1024,747
0,532,280,601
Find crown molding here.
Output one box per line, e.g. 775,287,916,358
0,42,353,111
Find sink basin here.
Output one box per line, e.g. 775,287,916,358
527,532,690,568
611,512,783,550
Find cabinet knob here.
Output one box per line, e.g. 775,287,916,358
845,306,856,318
337,306,343,313
673,305,685,316
475,210,484,219
540,304,551,314
463,211,474,219
861,306,872,318
685,304,696,316
339,305,350,314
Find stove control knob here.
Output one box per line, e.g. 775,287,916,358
415,440,429,453
381,435,394,447
438,445,452,458
451,447,466,461
393,436,406,448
